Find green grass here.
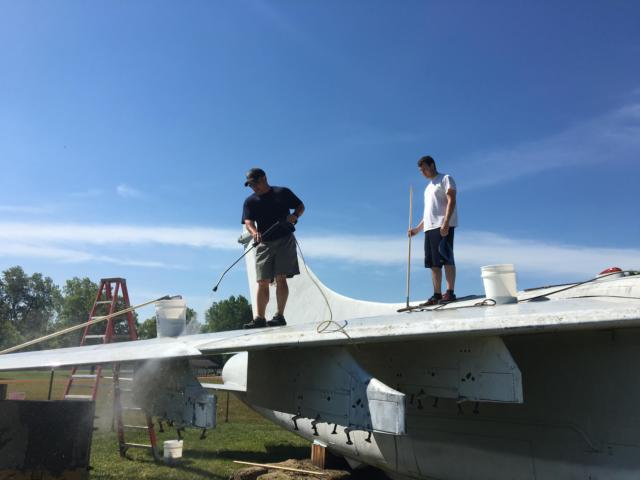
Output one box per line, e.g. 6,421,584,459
1,371,310,479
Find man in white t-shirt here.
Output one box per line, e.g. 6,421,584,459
408,155,458,305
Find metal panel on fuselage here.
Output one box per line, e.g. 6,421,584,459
255,328,640,479
352,336,523,404
246,347,405,434
351,328,640,479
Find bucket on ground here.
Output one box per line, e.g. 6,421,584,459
163,439,183,464
156,298,187,337
481,264,518,304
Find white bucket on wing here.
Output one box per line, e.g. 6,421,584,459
481,264,518,304
163,439,183,464
156,298,187,337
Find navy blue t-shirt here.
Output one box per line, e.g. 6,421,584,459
242,186,303,241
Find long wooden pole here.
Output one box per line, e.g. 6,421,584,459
0,295,171,355
406,185,413,308
233,461,326,476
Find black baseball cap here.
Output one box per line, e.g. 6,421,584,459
244,168,266,186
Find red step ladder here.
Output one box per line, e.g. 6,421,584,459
63,277,158,460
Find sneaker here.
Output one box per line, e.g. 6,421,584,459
419,295,442,307
243,317,266,329
267,313,287,327
441,292,457,303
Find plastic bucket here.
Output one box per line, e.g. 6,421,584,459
481,264,518,304
163,439,183,464
156,298,187,337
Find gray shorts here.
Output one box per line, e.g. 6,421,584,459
255,233,300,282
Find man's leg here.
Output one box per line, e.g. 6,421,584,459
244,279,270,328
267,234,298,326
421,231,443,305
431,267,443,295
256,279,270,318
444,265,456,292
275,274,289,315
441,228,456,301
245,242,273,328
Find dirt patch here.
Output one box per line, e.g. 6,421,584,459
230,459,351,480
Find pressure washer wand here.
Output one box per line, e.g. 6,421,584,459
212,221,283,293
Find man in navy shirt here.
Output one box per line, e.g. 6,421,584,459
242,168,305,328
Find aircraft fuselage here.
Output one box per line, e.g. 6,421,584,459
229,326,640,480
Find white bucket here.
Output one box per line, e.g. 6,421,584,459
163,439,183,464
481,264,518,304
156,298,187,337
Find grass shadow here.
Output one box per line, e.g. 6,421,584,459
349,466,392,479
118,453,227,479
192,442,309,463
163,460,228,479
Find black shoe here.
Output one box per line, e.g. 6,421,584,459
441,291,457,303
419,295,442,307
267,313,287,327
243,317,266,329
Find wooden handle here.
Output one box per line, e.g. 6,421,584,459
406,185,413,308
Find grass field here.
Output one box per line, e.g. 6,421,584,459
1,370,313,479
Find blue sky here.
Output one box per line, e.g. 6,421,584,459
1,1,639,322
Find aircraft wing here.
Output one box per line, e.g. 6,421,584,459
1,296,640,371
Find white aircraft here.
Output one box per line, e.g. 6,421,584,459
1,236,640,480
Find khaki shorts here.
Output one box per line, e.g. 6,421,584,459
255,233,300,282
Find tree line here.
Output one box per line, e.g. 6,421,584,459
0,266,253,351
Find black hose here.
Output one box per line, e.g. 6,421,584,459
211,221,284,292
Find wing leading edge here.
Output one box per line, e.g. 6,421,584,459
1,297,639,372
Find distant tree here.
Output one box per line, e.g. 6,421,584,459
52,277,99,347
111,297,139,338
0,278,11,349
0,318,21,351
137,317,157,339
0,266,61,348
203,295,252,333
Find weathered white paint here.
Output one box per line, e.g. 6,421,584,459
246,347,406,435
2,294,639,372
243,230,401,323
2,279,639,371
228,327,640,480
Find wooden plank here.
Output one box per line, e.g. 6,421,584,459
311,441,326,469
233,461,326,476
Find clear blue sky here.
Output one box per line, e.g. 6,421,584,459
1,1,639,322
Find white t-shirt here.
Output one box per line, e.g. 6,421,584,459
423,173,458,231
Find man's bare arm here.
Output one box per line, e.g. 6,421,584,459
409,219,424,237
244,219,261,243
441,189,457,236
